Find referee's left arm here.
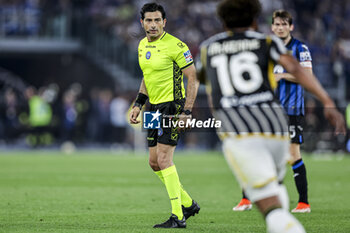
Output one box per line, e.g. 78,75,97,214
182,64,199,111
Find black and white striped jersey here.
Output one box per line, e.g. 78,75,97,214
197,30,289,136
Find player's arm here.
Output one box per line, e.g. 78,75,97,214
177,64,199,131
279,54,346,135
171,40,199,128
182,64,200,111
130,78,148,124
274,67,312,82
196,44,213,108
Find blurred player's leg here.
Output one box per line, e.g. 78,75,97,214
278,184,290,211
264,202,306,233
223,136,305,233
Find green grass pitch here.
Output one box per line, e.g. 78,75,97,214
0,150,350,233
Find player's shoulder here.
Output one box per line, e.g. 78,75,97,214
292,38,312,60
244,30,283,46
292,37,310,50
244,30,268,40
199,32,228,48
292,37,305,45
244,31,286,54
264,34,287,53
244,30,285,47
265,34,285,47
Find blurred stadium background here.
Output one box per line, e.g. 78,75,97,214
0,0,349,152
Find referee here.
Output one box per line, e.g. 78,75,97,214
129,3,200,228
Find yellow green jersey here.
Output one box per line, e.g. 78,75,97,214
138,32,194,104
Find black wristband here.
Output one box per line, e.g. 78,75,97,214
134,93,148,107
133,102,143,109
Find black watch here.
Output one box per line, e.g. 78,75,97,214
183,109,192,115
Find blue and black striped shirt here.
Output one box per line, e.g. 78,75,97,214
275,37,312,116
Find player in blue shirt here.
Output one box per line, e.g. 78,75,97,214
233,10,312,213
272,9,311,213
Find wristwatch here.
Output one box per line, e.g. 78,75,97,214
183,109,192,115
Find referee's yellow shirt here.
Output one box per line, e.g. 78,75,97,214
138,32,194,104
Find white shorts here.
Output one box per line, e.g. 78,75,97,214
222,135,290,202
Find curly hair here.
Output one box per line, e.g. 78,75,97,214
217,0,261,29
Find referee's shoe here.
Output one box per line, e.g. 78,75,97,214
153,214,186,228
182,200,200,220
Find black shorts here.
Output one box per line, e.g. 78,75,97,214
147,99,185,147
288,115,304,144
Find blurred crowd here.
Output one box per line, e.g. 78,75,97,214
0,0,41,36
0,78,135,148
1,0,350,88
88,0,350,88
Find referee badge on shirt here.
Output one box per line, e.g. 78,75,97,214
183,50,193,63
146,51,151,59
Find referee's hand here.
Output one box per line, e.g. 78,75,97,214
130,106,141,124
178,114,192,132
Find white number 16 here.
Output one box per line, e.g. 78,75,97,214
211,51,263,96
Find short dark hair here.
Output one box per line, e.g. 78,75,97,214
140,3,166,20
217,0,261,29
272,10,293,25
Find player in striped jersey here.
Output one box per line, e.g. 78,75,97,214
198,0,345,232
233,10,314,213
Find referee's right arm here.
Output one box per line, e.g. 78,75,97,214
130,78,148,124
138,78,148,97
